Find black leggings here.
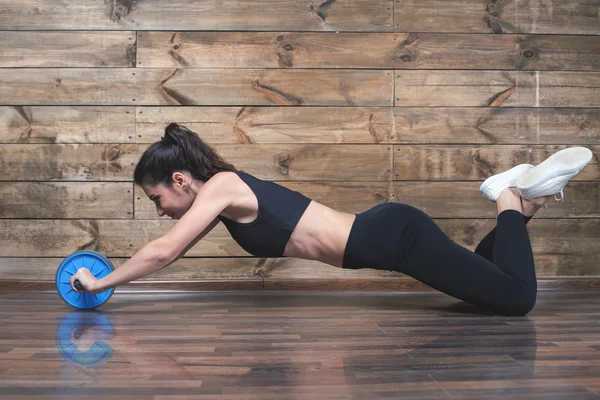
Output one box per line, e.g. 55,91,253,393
342,203,537,316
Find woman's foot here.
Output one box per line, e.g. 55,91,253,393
521,195,552,217
497,188,552,217
496,187,524,215
515,147,593,202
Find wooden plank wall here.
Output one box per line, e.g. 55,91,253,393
0,0,599,289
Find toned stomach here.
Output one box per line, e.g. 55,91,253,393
219,173,356,268
282,201,356,268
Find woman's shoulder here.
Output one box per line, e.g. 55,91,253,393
207,171,246,194
209,170,239,185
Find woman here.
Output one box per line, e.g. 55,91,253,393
71,123,593,316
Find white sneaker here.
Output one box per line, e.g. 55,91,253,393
515,147,593,202
480,164,534,202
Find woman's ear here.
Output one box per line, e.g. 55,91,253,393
172,172,186,189
172,172,193,190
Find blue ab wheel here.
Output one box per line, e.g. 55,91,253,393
55,250,115,309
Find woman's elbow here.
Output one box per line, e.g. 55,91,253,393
156,251,173,264
152,241,176,264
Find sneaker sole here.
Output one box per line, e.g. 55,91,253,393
515,147,593,190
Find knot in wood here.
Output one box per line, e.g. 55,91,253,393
274,152,292,175
110,0,134,22
113,0,133,15
275,38,297,68
115,3,128,13
462,223,477,245
373,193,386,201
486,1,503,15
484,15,504,34
522,49,536,59
102,145,121,162
275,37,296,53
463,223,477,235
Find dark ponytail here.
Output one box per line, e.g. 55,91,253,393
134,123,238,186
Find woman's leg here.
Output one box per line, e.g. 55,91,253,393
474,215,532,262
401,189,544,316
474,195,550,262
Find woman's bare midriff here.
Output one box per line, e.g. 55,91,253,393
282,201,356,268
217,173,356,268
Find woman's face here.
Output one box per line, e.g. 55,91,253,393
141,173,199,220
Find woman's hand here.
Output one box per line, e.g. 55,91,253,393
70,268,102,294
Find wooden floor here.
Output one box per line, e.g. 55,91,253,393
2,291,600,399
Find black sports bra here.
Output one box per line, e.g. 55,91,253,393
217,171,312,257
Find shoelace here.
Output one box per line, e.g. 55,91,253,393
543,189,565,208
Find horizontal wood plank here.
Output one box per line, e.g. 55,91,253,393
535,255,600,277
0,69,393,106
392,108,600,145
136,106,600,145
0,0,393,31
4,69,596,108
1,219,598,260
0,182,133,219
3,144,596,182
0,31,136,67
0,219,238,258
395,0,600,35
0,258,261,281
4,105,599,146
447,219,600,255
135,182,600,220
137,31,398,69
138,32,600,71
205,145,393,182
0,144,392,181
0,106,135,144
0,144,141,181
263,255,600,280
2,254,599,282
393,145,599,181
136,106,394,144
395,71,600,107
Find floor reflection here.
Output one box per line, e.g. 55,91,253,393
56,311,114,366
55,310,194,379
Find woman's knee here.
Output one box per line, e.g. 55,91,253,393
497,291,537,316
514,296,536,316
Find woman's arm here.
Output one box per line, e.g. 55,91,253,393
85,237,173,293
94,216,222,292
171,216,221,263
70,174,231,293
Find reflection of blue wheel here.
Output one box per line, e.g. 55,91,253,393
55,250,115,310
56,311,114,366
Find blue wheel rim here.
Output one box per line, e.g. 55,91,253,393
55,251,115,309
